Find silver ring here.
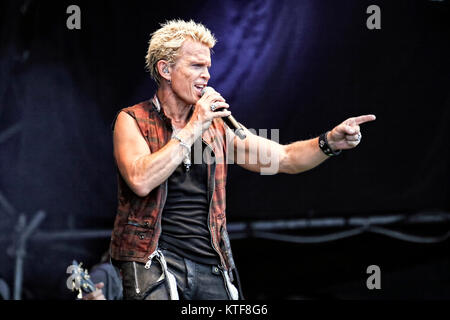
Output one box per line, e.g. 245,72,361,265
210,103,218,112
357,133,362,141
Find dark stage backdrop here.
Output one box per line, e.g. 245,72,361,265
0,0,449,300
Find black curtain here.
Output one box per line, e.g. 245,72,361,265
0,0,449,299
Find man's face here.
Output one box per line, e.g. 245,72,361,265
169,39,211,105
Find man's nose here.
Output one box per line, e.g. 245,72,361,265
201,68,210,80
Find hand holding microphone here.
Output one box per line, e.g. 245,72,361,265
201,87,246,140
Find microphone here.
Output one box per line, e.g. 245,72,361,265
201,87,246,140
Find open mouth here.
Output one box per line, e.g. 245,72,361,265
194,84,206,96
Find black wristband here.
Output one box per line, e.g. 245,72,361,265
319,131,341,156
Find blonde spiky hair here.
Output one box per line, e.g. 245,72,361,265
145,19,217,85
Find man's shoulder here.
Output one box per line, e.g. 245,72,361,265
112,98,158,131
118,99,162,124
122,99,154,114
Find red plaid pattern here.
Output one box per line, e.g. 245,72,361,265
110,96,235,271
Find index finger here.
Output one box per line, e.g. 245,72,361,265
354,114,376,125
202,91,225,104
202,87,224,99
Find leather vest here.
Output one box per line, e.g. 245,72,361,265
109,96,236,272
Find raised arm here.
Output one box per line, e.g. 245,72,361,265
233,114,376,175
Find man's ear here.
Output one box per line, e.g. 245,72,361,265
157,60,171,81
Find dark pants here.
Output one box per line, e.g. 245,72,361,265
114,249,232,300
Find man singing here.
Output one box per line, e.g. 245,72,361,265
110,19,375,300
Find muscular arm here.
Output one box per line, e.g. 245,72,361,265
232,127,327,175
281,137,329,174
233,114,376,175
113,111,194,197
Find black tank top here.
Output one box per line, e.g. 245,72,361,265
159,140,220,265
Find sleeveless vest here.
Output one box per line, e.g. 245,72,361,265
109,95,236,272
